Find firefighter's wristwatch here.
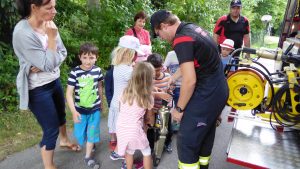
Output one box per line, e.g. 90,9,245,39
175,106,184,113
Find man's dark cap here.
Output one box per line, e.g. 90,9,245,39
230,0,242,7
150,10,171,38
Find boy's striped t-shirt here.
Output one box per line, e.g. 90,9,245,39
67,65,103,114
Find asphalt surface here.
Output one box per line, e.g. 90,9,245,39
0,108,245,169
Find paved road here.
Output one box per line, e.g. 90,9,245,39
0,109,245,169
1,58,275,169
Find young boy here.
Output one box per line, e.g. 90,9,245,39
220,39,235,124
147,53,173,153
220,39,235,73
66,43,103,169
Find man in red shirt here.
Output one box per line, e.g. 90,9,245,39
213,0,250,57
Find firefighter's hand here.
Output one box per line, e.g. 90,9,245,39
171,108,183,122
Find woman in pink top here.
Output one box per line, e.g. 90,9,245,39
116,62,154,169
125,11,152,62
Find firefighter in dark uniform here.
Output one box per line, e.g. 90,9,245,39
213,0,251,58
150,10,229,169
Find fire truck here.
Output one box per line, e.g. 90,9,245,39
225,0,300,168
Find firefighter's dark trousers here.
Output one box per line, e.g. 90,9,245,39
177,66,228,169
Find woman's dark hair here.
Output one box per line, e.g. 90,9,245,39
134,11,147,22
147,53,163,68
16,0,51,19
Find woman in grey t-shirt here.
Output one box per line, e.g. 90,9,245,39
13,1,79,168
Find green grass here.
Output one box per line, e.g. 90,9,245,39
0,111,42,161
0,94,109,161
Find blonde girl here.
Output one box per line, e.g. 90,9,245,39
108,35,144,160
116,62,154,169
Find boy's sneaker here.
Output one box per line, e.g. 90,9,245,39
109,141,117,151
84,157,100,169
110,151,125,160
121,160,127,169
134,161,144,169
164,144,173,153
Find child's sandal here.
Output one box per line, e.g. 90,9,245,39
84,157,100,169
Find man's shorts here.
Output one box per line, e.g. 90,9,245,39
74,110,100,146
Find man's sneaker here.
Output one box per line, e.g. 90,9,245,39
121,160,127,169
164,144,173,153
110,151,125,160
134,161,144,169
109,141,117,151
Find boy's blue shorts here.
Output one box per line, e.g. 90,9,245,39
74,110,100,146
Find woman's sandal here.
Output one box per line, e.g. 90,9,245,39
84,157,100,169
59,143,81,152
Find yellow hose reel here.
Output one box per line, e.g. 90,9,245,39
227,69,266,110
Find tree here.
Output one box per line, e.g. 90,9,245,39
0,0,19,44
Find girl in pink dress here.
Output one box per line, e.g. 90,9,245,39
116,62,154,169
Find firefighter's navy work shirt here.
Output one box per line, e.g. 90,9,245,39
172,22,221,85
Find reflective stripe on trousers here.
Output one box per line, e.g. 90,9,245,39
199,156,210,166
178,156,210,169
178,160,199,169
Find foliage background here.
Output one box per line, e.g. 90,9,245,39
0,0,287,159
0,0,287,112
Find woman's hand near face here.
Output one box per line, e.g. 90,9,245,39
45,21,58,40
46,21,57,52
